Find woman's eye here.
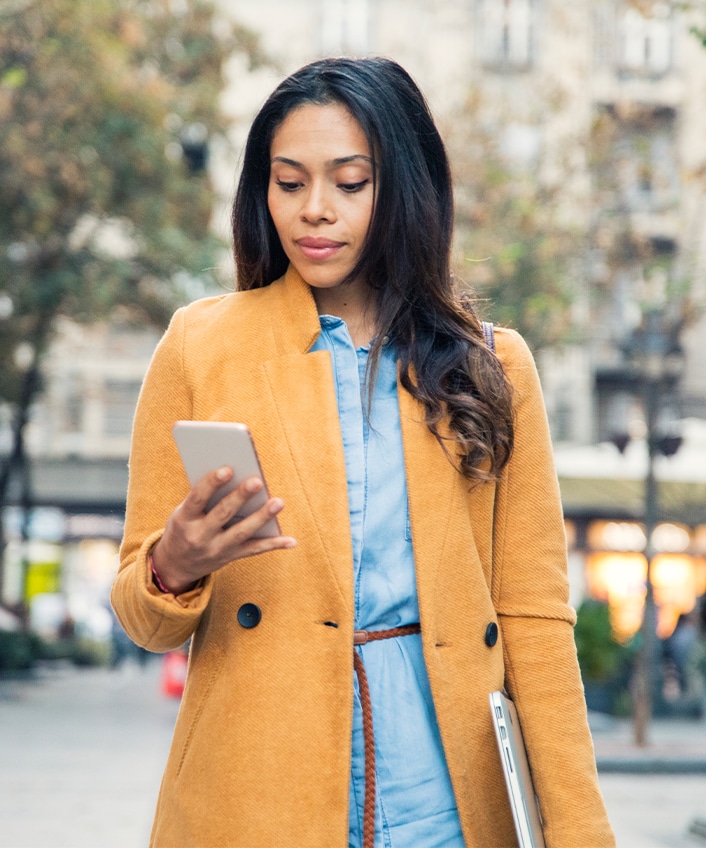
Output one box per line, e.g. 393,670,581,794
339,180,369,193
275,179,302,192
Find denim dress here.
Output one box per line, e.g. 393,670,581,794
311,316,465,848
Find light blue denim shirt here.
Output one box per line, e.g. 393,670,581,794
311,316,464,848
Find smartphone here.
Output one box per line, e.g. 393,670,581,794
172,420,281,539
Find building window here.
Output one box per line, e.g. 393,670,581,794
479,0,535,70
553,398,573,443
614,109,679,213
618,2,673,76
321,0,370,55
63,375,84,434
594,1,616,69
103,380,142,437
592,104,679,220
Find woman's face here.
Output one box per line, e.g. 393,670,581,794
267,102,375,295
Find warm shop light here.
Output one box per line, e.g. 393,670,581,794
586,552,647,641
587,521,646,552
586,551,705,641
652,523,691,554
652,554,706,637
587,521,694,555
564,519,576,550
694,525,706,555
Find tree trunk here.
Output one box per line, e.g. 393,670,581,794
0,316,51,615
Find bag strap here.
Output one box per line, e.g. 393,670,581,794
481,321,495,352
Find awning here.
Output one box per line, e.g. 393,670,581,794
558,476,706,524
555,418,706,525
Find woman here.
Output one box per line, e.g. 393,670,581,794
112,57,614,847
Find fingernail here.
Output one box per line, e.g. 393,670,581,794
216,466,231,481
283,538,297,548
245,477,262,493
268,498,284,514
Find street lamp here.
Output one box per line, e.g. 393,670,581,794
613,307,684,746
179,123,209,173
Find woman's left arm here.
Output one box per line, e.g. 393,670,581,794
492,329,615,848
111,308,214,652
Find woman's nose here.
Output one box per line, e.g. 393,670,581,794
300,183,335,223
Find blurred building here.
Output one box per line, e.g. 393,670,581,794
3,0,706,639
0,319,160,629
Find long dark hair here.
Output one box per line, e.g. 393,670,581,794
232,57,513,482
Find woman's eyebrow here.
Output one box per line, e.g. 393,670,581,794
270,154,373,167
270,156,302,167
329,154,373,166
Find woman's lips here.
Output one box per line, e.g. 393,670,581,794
296,237,344,261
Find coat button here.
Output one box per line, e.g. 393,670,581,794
485,622,499,647
237,603,261,629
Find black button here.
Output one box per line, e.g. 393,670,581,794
485,622,499,647
237,603,261,629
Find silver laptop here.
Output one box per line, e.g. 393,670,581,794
489,690,546,848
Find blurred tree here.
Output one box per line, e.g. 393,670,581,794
0,0,265,595
447,87,579,353
588,102,692,343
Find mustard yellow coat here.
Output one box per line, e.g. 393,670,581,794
112,267,615,848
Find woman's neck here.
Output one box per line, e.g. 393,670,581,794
312,282,377,348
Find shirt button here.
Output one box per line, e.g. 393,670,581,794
485,622,499,647
237,603,262,629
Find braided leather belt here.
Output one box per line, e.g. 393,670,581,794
352,623,422,848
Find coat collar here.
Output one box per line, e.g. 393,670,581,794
266,266,322,355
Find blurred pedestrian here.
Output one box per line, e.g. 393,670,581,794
664,611,699,694
108,604,149,669
111,57,614,847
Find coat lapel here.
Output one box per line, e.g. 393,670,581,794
398,381,496,632
398,386,460,615
259,268,354,610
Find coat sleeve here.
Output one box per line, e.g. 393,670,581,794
492,329,615,847
110,307,214,652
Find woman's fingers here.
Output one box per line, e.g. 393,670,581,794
223,525,298,561
178,467,263,529
204,475,265,531
220,494,296,551
170,467,296,559
152,467,296,595
179,466,237,521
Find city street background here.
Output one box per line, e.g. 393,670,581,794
2,3,706,847
1,660,705,848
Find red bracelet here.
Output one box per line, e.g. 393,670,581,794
149,555,171,594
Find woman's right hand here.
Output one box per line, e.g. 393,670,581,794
149,466,297,594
